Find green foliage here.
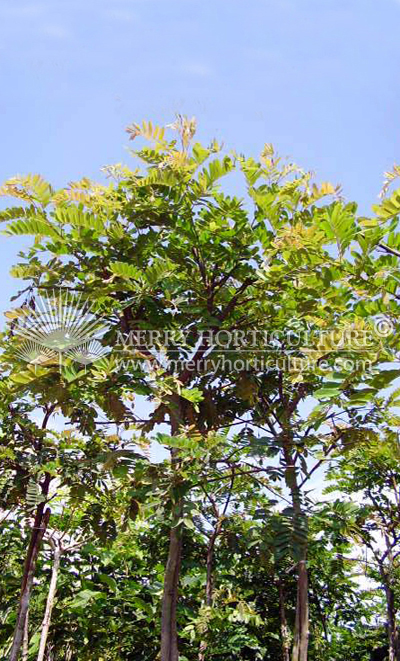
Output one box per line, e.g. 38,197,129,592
1,117,400,660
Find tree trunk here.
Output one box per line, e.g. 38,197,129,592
293,558,309,661
384,582,400,661
22,609,29,661
205,523,220,608
9,505,51,661
199,522,221,661
380,534,400,661
278,578,291,661
282,439,309,661
37,544,61,661
161,398,184,661
161,508,183,661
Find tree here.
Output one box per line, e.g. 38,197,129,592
0,350,138,660
1,117,400,660
327,416,400,661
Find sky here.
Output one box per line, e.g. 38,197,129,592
1,0,400,305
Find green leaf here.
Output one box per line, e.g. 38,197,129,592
191,142,211,166
99,573,118,592
314,387,342,400
368,369,400,390
4,217,61,239
109,261,142,280
182,517,195,530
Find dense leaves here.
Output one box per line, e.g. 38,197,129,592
1,118,400,660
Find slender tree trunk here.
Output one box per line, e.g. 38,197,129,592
22,609,29,661
205,523,221,607
161,504,183,661
380,535,400,661
199,522,221,661
282,439,309,661
161,398,184,661
383,581,400,661
278,578,291,661
36,544,61,661
9,505,51,661
290,536,309,661
294,558,309,661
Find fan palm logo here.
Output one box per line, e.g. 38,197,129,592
12,289,109,366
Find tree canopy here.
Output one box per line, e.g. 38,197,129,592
1,117,400,661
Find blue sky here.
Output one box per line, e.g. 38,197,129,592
1,0,400,305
